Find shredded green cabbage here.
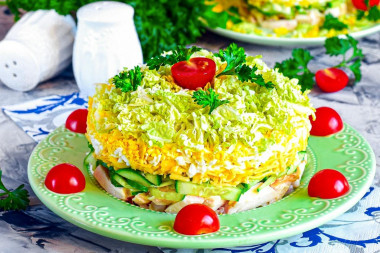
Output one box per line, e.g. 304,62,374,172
91,50,314,151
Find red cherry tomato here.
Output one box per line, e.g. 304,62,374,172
352,0,379,10
65,109,88,134
45,163,86,194
308,169,349,199
309,107,343,136
315,68,349,93
173,203,220,235
171,57,216,90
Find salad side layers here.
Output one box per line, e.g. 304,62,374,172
85,46,315,214
207,0,379,38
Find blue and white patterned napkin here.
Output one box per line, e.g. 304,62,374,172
3,92,87,142
3,93,379,253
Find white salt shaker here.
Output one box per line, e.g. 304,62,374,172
0,10,76,91
73,1,143,96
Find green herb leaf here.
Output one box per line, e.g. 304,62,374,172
192,88,229,114
325,36,351,56
274,48,314,92
322,14,348,31
356,10,366,20
325,35,364,83
0,169,29,211
367,6,380,21
349,59,362,82
113,66,143,93
147,46,201,70
237,65,275,89
215,43,246,77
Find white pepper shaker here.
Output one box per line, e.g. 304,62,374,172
73,1,143,97
0,10,76,91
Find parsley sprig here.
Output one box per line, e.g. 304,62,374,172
357,0,380,21
112,66,143,93
147,46,201,70
275,35,364,91
325,35,364,82
237,65,275,88
322,14,348,31
215,43,274,88
192,88,229,114
0,169,29,211
215,43,246,77
274,49,314,92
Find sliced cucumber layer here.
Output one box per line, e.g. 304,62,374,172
116,168,153,188
175,181,242,201
89,150,307,203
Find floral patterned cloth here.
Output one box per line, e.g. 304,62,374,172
3,92,379,253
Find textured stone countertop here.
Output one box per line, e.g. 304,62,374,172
0,6,379,253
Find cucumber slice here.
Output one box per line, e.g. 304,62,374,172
157,179,175,187
126,178,148,192
150,187,185,202
116,168,153,187
145,174,162,186
257,176,277,192
175,181,242,201
83,150,96,171
239,179,261,193
111,173,143,195
287,151,307,175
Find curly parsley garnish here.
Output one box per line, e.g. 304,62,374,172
147,46,201,70
215,43,247,77
192,88,229,114
325,35,364,82
274,49,314,92
112,66,143,93
215,43,274,88
0,169,29,211
237,65,275,89
322,14,348,31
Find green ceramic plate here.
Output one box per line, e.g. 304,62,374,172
208,24,380,46
28,124,375,249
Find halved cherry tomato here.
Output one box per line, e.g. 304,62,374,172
171,57,216,90
352,0,379,11
308,169,349,199
309,107,343,136
65,109,88,134
315,68,349,93
45,163,86,194
173,203,220,235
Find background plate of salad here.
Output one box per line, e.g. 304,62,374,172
203,0,380,46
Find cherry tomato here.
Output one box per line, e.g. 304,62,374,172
352,0,379,10
173,203,220,235
308,169,349,199
65,109,88,134
309,107,343,136
315,68,349,93
171,57,216,90
45,163,86,194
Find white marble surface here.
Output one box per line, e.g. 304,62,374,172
0,6,379,253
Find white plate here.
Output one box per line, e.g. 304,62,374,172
208,24,380,46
